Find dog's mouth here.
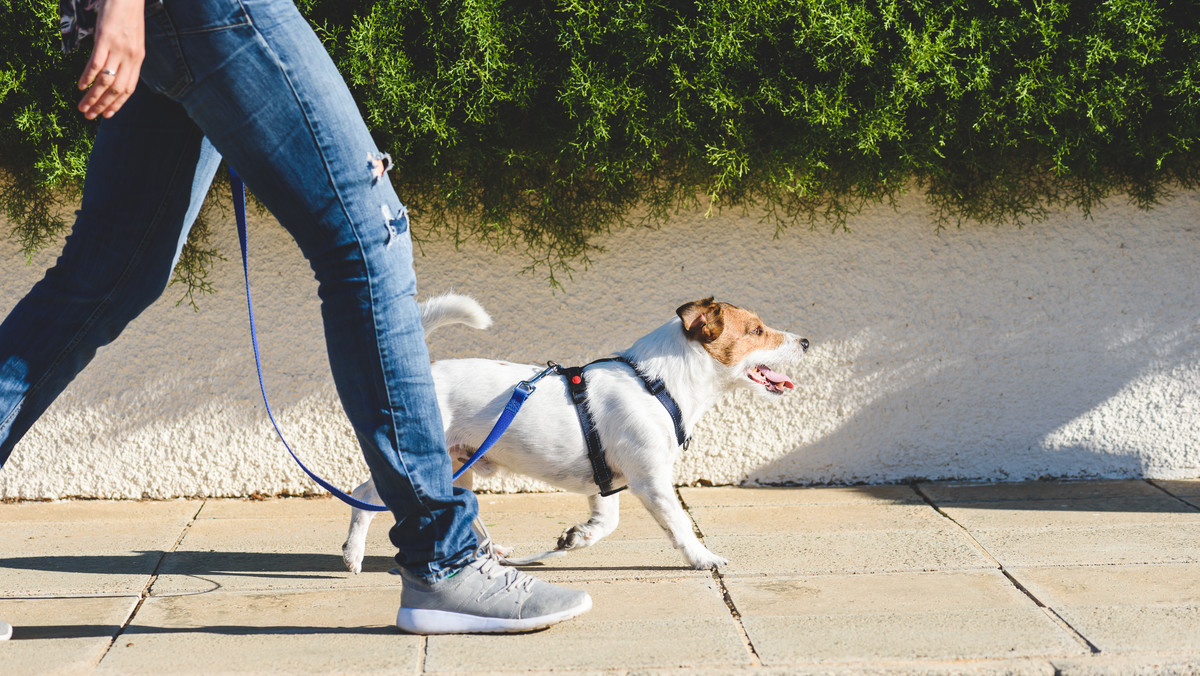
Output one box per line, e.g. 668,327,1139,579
748,365,794,394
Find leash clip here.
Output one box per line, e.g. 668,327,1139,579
518,361,561,393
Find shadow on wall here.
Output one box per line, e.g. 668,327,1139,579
417,189,1200,488
1,188,1199,498
735,194,1200,486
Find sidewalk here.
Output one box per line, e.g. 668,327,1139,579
3,480,1200,675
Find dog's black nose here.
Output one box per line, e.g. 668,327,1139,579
800,338,809,352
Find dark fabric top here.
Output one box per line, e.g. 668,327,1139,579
60,0,99,54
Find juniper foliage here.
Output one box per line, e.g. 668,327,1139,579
2,0,1198,293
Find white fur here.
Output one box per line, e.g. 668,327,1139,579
341,293,806,572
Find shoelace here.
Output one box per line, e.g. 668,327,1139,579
471,539,535,593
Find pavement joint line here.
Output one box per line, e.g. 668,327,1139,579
1146,478,1200,511
675,487,763,668
909,482,1102,656
95,498,207,667
417,635,428,674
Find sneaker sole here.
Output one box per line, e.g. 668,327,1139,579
396,594,592,635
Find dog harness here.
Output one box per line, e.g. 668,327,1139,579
448,357,690,497
561,356,691,496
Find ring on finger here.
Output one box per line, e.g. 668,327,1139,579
102,68,118,76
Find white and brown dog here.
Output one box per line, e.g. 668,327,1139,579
341,294,808,571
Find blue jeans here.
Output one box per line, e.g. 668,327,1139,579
0,0,479,582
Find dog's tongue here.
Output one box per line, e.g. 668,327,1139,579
758,366,794,389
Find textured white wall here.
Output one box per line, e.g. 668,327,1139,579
1,188,1198,499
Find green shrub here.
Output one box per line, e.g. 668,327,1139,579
3,0,1199,294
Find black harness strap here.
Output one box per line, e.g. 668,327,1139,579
561,365,624,496
611,356,690,449
559,357,692,497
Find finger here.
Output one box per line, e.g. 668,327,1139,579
87,66,140,119
82,77,126,119
78,47,111,90
85,88,121,120
99,88,134,119
78,74,116,117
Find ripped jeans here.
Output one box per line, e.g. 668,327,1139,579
0,0,479,582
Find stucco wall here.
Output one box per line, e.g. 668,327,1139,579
1,188,1198,499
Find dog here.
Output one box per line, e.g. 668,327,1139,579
341,293,808,571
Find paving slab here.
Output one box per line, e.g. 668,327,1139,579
1052,606,1200,653
0,500,200,523
0,500,199,597
741,608,1084,666
424,577,749,672
5,483,1200,674
1008,563,1200,655
1155,479,1200,500
680,485,923,507
726,570,1084,666
724,570,1037,616
1051,652,1200,676
150,517,398,595
0,520,187,597
707,528,994,576
919,480,1164,504
689,503,948,536
95,588,418,675
1011,563,1200,607
626,661,1057,676
0,596,138,676
196,496,347,521
966,523,1200,567
940,495,1200,531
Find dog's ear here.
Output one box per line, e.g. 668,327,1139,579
676,298,724,343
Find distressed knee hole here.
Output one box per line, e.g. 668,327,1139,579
367,152,393,182
380,203,410,247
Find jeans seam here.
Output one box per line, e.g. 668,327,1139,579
146,3,194,98
0,130,201,441
175,20,251,36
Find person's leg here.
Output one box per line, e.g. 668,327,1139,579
0,87,220,467
135,0,480,580
140,0,590,633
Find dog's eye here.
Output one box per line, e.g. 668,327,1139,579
752,327,763,336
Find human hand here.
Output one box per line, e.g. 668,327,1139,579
77,0,146,120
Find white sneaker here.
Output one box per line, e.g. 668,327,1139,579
0,620,11,641
395,539,591,634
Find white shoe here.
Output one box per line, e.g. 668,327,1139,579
395,539,591,634
0,620,11,641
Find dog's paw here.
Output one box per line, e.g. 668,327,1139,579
492,542,515,558
341,541,365,575
557,523,601,551
685,548,728,570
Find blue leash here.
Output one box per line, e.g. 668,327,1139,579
449,362,559,479
229,169,535,511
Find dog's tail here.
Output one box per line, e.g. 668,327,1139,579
420,293,492,335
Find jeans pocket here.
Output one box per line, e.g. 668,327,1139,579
167,0,252,35
141,0,193,98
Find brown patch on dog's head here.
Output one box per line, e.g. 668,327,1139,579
677,298,787,367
